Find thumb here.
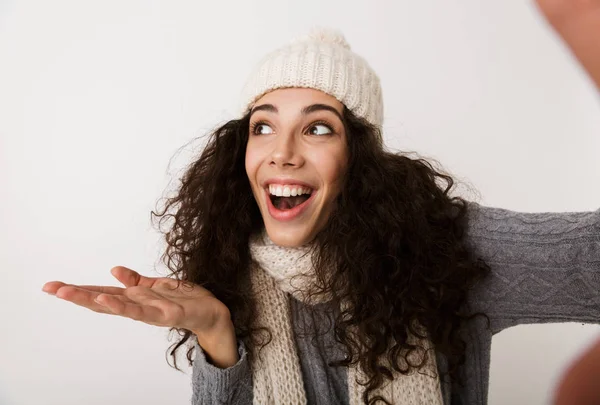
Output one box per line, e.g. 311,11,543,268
111,266,143,287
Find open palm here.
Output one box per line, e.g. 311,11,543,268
42,266,230,335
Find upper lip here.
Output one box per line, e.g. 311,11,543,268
262,178,316,190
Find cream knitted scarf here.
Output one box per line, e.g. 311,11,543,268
248,228,443,405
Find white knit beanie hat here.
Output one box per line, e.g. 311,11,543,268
239,27,384,127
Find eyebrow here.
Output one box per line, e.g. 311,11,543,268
250,103,344,123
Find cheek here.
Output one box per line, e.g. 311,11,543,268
245,144,259,180
245,142,269,201
315,149,347,187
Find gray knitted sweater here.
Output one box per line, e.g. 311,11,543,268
191,202,600,405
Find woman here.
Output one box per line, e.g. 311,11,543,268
42,1,600,404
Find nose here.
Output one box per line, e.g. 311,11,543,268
270,130,304,168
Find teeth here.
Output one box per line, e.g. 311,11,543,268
268,184,312,197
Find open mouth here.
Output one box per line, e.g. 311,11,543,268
269,194,311,211
265,183,315,218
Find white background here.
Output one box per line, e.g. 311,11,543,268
1,1,599,404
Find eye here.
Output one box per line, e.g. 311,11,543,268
308,123,333,136
252,122,274,135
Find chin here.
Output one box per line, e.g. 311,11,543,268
265,226,313,248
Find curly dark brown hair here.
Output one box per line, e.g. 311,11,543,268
151,107,491,405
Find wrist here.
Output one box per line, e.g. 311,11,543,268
194,319,239,369
194,316,234,343
192,305,233,339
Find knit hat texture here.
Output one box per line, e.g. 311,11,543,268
240,27,384,127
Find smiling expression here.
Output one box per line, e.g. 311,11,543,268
245,88,349,247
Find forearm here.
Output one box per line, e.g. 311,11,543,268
195,319,240,369
191,335,252,405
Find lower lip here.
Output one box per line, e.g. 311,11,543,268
265,189,316,222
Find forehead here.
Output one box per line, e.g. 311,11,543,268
253,88,344,115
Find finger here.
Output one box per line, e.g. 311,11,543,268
42,281,68,295
42,281,125,296
110,266,160,289
111,266,180,290
54,285,117,315
78,285,126,295
95,293,166,325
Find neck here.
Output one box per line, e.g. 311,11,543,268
249,227,325,303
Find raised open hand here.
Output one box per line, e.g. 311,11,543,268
535,0,600,24
42,266,231,335
534,0,600,90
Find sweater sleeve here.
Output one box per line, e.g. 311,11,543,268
463,202,600,334
191,338,253,405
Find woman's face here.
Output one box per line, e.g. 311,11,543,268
245,88,348,247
